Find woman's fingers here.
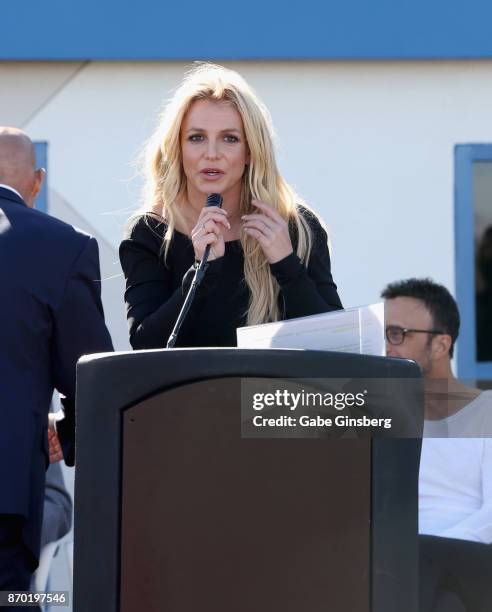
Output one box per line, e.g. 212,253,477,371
191,205,228,261
193,212,230,233
197,206,229,224
242,199,293,264
191,219,221,241
198,205,227,217
242,219,275,240
241,213,277,232
243,226,268,243
251,199,284,223
203,232,219,245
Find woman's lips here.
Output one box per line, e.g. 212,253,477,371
200,169,224,181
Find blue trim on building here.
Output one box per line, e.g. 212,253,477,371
34,142,48,213
454,144,492,381
3,0,492,60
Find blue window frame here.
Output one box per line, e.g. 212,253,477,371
34,141,48,213
455,144,492,380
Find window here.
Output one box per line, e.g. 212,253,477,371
455,145,492,380
34,141,48,213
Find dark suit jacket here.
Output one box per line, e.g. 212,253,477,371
0,186,113,562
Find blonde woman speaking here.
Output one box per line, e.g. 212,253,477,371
120,64,342,349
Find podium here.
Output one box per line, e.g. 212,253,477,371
74,349,422,612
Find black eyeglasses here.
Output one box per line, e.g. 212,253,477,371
385,325,444,346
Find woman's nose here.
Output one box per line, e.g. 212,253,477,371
205,139,220,159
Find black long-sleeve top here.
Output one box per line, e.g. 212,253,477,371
119,210,343,349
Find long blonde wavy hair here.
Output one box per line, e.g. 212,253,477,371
141,63,318,325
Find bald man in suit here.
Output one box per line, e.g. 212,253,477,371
0,127,113,602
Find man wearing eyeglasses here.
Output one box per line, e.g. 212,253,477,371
381,278,492,612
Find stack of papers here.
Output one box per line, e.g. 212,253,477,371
236,303,385,357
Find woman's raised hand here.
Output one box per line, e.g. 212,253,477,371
191,206,230,261
242,200,293,264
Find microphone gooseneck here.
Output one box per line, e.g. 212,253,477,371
166,193,223,348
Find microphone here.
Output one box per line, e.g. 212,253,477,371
166,192,223,348
206,192,223,207
201,192,223,266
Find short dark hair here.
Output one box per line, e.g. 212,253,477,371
381,278,460,358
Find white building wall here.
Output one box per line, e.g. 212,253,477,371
2,60,492,350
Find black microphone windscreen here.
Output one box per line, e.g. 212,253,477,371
206,193,223,208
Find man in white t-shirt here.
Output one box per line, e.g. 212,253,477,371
381,278,492,612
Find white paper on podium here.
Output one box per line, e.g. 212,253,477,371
236,303,386,357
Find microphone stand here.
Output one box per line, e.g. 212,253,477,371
166,193,223,348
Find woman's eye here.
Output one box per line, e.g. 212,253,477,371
189,134,204,142
224,134,239,143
